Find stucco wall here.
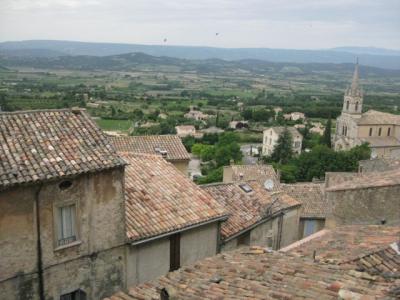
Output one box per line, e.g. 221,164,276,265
326,185,400,228
171,160,189,177
126,222,219,287
280,208,301,248
180,222,218,266
0,167,126,300
249,220,273,247
126,238,170,287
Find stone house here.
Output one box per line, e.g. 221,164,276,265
0,109,127,300
222,164,280,191
281,183,327,239
324,168,400,227
283,112,305,121
201,181,301,251
262,127,303,156
334,62,400,158
109,135,191,175
175,125,202,138
109,225,400,299
184,107,209,121
120,152,227,287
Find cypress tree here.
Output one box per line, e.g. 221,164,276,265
271,127,294,164
322,117,332,148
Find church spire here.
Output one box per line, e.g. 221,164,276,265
347,58,362,97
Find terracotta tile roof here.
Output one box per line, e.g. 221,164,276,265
109,135,190,161
357,110,400,125
121,153,227,242
281,183,327,219
226,164,280,191
201,181,300,240
0,109,125,190
107,245,397,300
265,126,303,138
326,168,400,191
283,225,400,265
360,136,400,147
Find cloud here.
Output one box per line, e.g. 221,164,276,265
0,0,399,49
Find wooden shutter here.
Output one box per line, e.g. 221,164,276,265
169,233,181,271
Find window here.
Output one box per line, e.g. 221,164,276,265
346,101,349,110
388,128,391,136
369,128,373,136
355,102,359,111
378,128,382,136
170,233,180,271
237,231,250,246
60,289,86,300
239,184,253,193
303,220,317,237
294,141,301,148
57,204,77,247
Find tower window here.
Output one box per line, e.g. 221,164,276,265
388,128,391,136
369,128,373,136
378,128,382,136
346,101,349,110
355,102,359,111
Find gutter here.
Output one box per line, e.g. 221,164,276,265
129,215,228,246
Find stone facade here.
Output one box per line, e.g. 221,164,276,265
262,127,303,156
0,168,126,300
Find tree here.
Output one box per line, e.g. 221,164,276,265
270,128,294,164
322,117,332,148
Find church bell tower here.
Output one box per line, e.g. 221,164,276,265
342,60,363,117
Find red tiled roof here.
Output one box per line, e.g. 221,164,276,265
226,164,280,191
121,153,227,242
202,181,300,240
0,109,125,190
283,225,400,265
108,245,397,300
109,135,190,161
281,182,327,219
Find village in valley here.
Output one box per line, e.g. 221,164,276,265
1,1,400,299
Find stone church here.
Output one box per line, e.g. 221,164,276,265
333,62,400,158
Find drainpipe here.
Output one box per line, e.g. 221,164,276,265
276,212,284,250
34,184,45,300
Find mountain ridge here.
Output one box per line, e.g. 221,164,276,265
1,40,400,69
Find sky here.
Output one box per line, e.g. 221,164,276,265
0,0,399,49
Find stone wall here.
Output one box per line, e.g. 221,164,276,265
0,167,126,300
326,185,400,227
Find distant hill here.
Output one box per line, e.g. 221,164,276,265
1,51,400,78
1,40,400,69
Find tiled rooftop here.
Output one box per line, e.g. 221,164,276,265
265,126,303,138
357,110,400,125
226,164,280,191
202,181,300,240
326,168,400,191
0,109,125,190
108,243,398,300
121,153,227,243
109,135,190,161
281,182,327,219
283,225,400,265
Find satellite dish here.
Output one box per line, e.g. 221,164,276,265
264,179,274,191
